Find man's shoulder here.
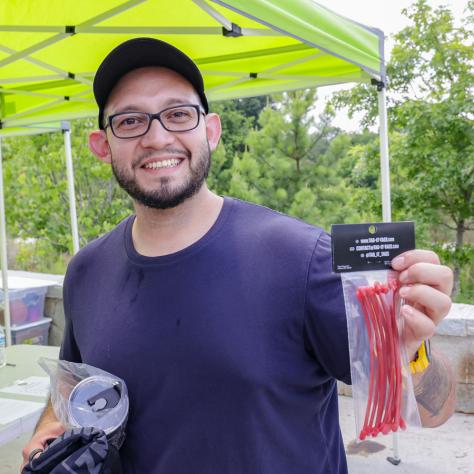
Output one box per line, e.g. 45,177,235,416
67,216,132,268
228,197,328,244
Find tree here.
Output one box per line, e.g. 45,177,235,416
3,119,132,272
228,90,356,229
207,97,267,196
390,0,473,295
331,0,473,296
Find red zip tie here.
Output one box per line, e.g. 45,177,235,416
389,280,406,431
356,279,406,439
357,286,383,438
356,288,376,440
374,283,396,434
366,285,387,437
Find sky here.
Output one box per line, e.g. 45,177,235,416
310,0,468,130
315,0,466,46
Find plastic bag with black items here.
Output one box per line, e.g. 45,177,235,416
38,358,129,449
341,270,421,440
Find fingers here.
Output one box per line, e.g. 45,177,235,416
21,422,65,469
390,249,454,364
21,440,45,470
402,303,437,343
392,249,453,297
400,262,453,296
392,249,441,269
399,283,452,325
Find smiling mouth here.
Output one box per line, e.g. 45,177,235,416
143,159,182,170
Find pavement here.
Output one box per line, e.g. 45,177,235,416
1,395,473,473
339,395,474,473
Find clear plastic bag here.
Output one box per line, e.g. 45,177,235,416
341,270,421,440
39,358,129,448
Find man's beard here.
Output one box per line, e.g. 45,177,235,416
111,143,211,209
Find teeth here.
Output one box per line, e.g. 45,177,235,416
144,159,181,169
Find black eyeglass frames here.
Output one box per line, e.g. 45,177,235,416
105,104,205,139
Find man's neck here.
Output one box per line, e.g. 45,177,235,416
131,186,224,257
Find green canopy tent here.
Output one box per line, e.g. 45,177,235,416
0,0,391,335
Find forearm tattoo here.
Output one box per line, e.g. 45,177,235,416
413,355,453,417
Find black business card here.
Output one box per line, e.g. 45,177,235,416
331,221,415,273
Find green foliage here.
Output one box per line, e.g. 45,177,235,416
13,239,70,275
330,0,473,297
208,97,267,195
227,90,357,229
390,0,473,296
455,261,474,304
3,118,131,262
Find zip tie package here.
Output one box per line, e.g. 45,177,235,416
39,358,129,448
331,221,421,440
340,270,421,440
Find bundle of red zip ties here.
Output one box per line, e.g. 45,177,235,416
341,271,421,441
356,279,406,439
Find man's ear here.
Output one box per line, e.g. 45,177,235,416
205,113,222,152
89,130,112,163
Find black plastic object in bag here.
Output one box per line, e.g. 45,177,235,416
22,427,122,474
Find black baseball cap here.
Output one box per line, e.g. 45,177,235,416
93,37,209,129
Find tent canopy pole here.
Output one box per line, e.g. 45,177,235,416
374,79,400,463
0,137,12,346
62,122,80,255
375,80,392,222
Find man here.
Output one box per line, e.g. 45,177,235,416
22,38,455,473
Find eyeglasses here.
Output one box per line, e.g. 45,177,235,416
106,104,205,139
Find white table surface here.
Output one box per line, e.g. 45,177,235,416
0,345,59,446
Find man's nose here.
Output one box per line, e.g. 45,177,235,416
139,117,175,148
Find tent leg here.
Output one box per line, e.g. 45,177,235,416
62,123,80,254
377,84,402,465
0,137,12,346
377,85,392,223
387,432,401,465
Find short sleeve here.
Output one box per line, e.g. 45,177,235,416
59,267,82,363
304,231,351,384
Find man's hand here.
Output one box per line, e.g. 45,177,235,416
392,249,456,427
391,249,453,360
20,408,65,471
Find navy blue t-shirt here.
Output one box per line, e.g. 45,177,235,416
60,197,351,473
